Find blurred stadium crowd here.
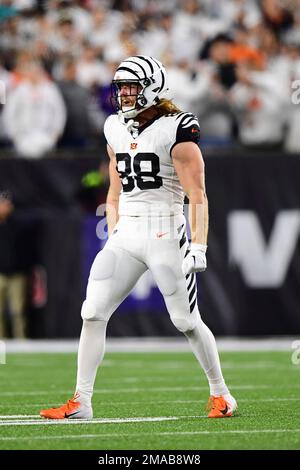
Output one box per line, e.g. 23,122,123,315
0,0,300,158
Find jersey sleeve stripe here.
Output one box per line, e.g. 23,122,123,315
179,233,187,249
177,112,194,122
177,113,195,127
181,117,199,128
189,295,197,314
175,112,185,120
177,223,185,234
187,273,195,291
180,114,198,124
188,283,197,303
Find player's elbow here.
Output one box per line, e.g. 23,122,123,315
106,195,119,205
188,191,206,205
185,183,206,203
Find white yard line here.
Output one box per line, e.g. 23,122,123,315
0,415,203,426
95,397,300,404
0,415,38,419
155,361,289,370
0,397,299,410
0,384,273,397
1,428,300,441
0,391,73,396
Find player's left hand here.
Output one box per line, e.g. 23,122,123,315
182,243,207,275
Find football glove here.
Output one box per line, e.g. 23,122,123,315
182,243,207,276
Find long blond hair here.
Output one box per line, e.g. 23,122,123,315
155,98,182,116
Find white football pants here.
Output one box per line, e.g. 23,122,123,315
77,214,229,401
81,214,199,332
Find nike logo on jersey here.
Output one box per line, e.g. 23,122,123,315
156,232,169,238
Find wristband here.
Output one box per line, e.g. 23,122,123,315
190,243,207,253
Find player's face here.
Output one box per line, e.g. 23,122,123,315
118,82,141,109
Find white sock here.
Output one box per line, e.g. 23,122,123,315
75,319,107,406
185,316,229,396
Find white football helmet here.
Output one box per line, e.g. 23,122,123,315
112,55,169,118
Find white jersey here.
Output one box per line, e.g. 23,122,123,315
104,111,200,216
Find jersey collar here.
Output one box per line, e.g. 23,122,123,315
130,114,162,138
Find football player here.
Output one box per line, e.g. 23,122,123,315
40,56,237,420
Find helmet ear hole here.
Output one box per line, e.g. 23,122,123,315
139,97,147,106
143,78,151,86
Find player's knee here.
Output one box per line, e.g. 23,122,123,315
171,316,196,333
81,250,116,321
81,299,108,322
152,265,177,296
90,249,116,281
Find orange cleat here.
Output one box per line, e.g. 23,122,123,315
40,393,93,420
206,394,237,418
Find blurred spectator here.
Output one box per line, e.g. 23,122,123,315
286,101,300,153
47,16,83,57
0,3,18,23
285,40,300,153
91,59,120,128
205,0,262,29
3,59,66,158
172,1,200,61
207,33,266,77
90,6,122,55
137,12,173,60
0,191,27,338
230,63,287,148
103,26,138,63
261,0,294,37
0,60,12,143
76,44,109,89
167,58,210,114
0,0,299,151
57,56,91,147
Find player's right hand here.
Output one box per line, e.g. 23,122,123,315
182,243,207,275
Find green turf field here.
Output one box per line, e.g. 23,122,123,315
0,351,299,450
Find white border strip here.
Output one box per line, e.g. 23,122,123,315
3,337,298,353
